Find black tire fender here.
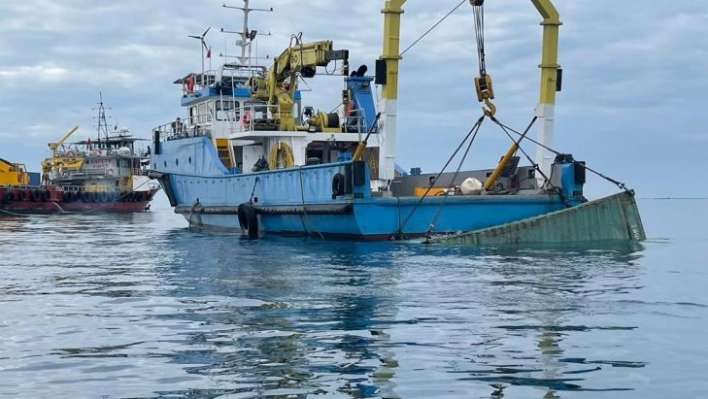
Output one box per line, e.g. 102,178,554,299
332,172,345,198
2,191,14,204
237,203,259,239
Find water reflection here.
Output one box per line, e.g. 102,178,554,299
0,210,651,398
144,233,405,398
144,233,647,398
420,242,647,398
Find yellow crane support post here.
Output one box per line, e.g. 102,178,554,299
377,0,406,191
531,0,562,187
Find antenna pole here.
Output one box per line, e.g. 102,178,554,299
93,92,111,142
223,0,273,66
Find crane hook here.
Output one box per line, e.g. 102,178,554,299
483,98,496,117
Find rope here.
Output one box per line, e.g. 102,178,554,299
492,119,634,194
248,177,259,203
472,1,486,75
489,116,571,205
425,119,481,236
391,115,486,240
188,200,201,229
401,0,467,56
489,116,553,189
50,201,67,214
297,166,324,240
0,207,26,216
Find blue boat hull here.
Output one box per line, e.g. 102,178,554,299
175,195,568,240
151,137,577,240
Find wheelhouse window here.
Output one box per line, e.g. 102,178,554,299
244,100,268,119
216,99,240,121
197,103,206,123
189,106,196,125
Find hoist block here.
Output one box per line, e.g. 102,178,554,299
474,74,495,102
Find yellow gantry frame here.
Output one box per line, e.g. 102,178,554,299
378,0,560,190
380,0,406,101
484,0,561,190
531,0,561,106
380,0,560,105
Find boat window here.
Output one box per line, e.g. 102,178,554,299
245,101,268,119
207,101,213,122
197,103,206,124
216,100,240,121
189,107,197,125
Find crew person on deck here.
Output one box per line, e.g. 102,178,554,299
171,117,184,136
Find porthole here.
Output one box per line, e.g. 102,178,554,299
189,156,192,164
176,159,179,166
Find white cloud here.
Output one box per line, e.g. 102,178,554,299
0,0,705,198
0,65,70,81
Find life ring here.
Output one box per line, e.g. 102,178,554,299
268,141,295,170
241,110,251,130
237,203,259,239
332,172,346,198
185,75,195,93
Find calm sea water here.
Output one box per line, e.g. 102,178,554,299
0,193,706,399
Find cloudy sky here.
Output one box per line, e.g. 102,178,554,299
1,0,705,199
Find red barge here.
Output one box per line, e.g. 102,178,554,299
0,99,160,215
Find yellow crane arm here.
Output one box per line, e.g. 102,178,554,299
48,125,80,152
248,39,348,131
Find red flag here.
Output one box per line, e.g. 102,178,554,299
206,47,211,58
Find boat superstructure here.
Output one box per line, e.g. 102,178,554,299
0,157,29,187
147,0,644,241
0,96,160,214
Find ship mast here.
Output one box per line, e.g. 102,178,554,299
223,0,273,67
94,92,111,142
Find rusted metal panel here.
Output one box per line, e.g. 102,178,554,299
425,191,646,245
